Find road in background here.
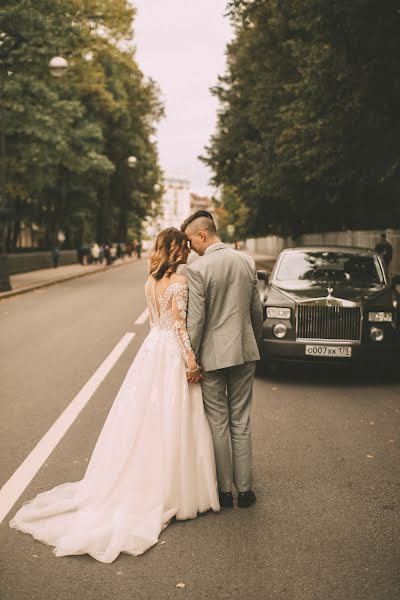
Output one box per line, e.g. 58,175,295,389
1,259,399,600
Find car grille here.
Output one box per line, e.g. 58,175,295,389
297,304,361,341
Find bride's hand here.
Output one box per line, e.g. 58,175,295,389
186,363,203,383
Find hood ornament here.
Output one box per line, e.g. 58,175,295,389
326,286,334,305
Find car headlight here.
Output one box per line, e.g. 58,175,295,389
368,312,393,322
267,307,291,319
370,327,384,342
273,323,287,338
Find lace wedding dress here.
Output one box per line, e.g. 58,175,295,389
10,279,219,563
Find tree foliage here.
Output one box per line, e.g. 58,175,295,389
204,0,400,237
0,0,163,249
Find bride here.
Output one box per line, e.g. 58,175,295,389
10,227,220,563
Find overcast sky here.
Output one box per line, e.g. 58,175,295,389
133,1,233,195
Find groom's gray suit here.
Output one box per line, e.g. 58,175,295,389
186,243,263,492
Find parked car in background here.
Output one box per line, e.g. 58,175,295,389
257,246,400,369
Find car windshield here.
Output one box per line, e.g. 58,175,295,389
275,251,385,284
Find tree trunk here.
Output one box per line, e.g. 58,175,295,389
117,206,128,242
11,218,21,250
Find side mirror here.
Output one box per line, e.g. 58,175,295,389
257,269,269,283
392,274,400,285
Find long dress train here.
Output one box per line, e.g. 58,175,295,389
10,280,219,563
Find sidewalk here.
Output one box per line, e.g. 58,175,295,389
0,250,276,302
0,257,138,300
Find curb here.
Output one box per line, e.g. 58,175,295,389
0,258,138,301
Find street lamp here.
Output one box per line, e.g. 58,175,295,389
49,56,69,78
0,56,69,292
127,155,137,168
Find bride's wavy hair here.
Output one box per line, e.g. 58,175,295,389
149,227,189,280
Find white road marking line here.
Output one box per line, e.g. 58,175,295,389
134,307,149,325
0,332,135,524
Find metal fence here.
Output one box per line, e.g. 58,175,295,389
8,250,78,275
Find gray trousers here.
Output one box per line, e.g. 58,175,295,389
200,361,256,493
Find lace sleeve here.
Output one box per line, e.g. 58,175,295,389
144,279,155,327
171,284,197,368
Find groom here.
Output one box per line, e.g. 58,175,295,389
181,211,263,508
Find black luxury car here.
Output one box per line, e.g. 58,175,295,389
257,246,400,367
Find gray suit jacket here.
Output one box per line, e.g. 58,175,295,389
186,243,263,372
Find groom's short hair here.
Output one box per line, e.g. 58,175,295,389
181,210,216,234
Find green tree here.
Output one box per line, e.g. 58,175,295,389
213,185,250,242
204,0,400,237
93,44,163,243
0,0,163,250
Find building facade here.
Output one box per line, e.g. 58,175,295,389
189,192,214,214
142,176,191,248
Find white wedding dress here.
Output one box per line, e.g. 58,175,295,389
10,279,219,563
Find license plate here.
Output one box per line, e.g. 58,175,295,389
305,345,352,358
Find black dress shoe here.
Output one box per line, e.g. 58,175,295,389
218,491,234,508
237,490,256,508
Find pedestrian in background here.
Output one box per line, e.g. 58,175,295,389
116,243,124,260
134,239,142,259
110,244,117,262
99,245,105,264
51,246,60,268
77,246,84,265
375,233,393,271
104,244,113,266
90,243,101,265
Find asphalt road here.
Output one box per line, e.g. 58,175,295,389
1,259,399,600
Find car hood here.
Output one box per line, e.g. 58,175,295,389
269,281,393,305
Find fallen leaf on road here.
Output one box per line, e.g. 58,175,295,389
389,440,395,443
272,387,277,391
176,583,185,589
369,422,375,425
367,455,374,458
32,555,39,559
160,541,166,545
